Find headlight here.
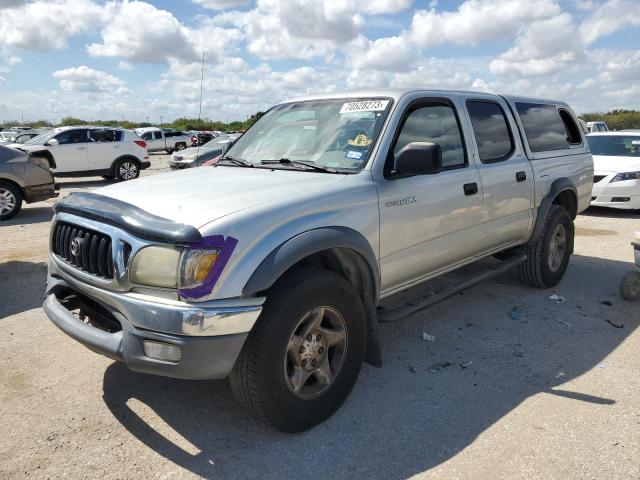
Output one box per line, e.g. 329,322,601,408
130,246,181,288
179,248,219,289
611,171,640,182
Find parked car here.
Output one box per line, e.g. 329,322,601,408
0,144,57,220
11,131,40,144
135,127,191,153
587,131,640,210
14,126,150,181
586,121,609,133
43,90,592,432
189,131,216,147
170,133,241,168
0,131,15,143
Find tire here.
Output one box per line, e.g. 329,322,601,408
620,271,640,300
114,158,140,182
175,143,186,151
166,149,174,154
518,204,573,288
229,268,367,432
0,181,22,221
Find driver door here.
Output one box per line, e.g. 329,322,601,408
48,128,89,173
376,97,485,295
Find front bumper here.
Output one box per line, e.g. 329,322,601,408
23,181,58,203
591,173,640,209
169,158,196,169
44,262,263,380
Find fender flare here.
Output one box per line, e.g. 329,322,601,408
242,226,382,367
243,226,380,299
530,177,577,243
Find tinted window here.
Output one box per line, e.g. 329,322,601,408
597,124,607,132
586,135,640,157
394,104,465,168
90,129,121,142
559,109,581,145
153,131,163,140
516,103,572,152
467,101,513,162
55,129,87,145
140,132,152,140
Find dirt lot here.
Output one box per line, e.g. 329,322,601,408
1,155,639,479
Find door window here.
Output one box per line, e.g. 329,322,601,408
467,101,514,163
55,129,88,145
393,104,466,169
90,129,121,142
140,132,152,141
153,131,163,140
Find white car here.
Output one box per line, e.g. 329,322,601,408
135,127,191,153
587,131,640,210
586,121,609,133
14,126,150,181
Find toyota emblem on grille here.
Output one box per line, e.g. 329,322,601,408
70,237,84,257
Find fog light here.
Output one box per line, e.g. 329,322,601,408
143,340,182,363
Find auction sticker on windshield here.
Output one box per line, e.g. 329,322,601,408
340,100,389,114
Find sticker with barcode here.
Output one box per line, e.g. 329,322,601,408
340,100,389,114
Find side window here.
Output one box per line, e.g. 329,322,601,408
153,131,163,140
140,132,152,141
56,129,88,145
597,124,607,132
516,102,574,152
559,109,582,145
393,104,466,169
467,101,514,162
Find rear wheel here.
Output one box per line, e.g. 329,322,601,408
0,181,22,220
229,268,367,432
114,158,140,181
518,205,573,288
175,143,187,151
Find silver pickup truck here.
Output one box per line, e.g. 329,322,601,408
44,89,593,432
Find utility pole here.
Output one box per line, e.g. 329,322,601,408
197,51,205,121
146,115,149,124
160,115,163,126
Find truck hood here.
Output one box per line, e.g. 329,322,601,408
95,166,348,228
593,155,640,173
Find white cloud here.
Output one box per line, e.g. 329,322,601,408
0,0,109,50
409,0,560,48
118,61,134,71
87,1,199,63
579,0,640,44
490,14,582,77
53,66,128,94
191,0,249,9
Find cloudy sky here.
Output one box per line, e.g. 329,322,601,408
0,0,638,123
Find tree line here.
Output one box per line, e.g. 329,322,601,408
3,110,639,131
1,111,266,132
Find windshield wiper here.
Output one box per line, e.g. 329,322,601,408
217,155,253,167
260,158,340,174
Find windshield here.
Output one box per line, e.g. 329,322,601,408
225,98,392,172
24,130,58,145
587,135,640,157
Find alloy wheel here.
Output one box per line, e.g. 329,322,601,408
0,187,16,215
548,223,567,272
119,162,138,180
284,306,347,400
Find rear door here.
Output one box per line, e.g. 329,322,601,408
48,128,89,173
88,129,122,171
376,95,486,294
460,94,534,247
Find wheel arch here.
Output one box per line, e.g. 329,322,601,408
531,177,578,244
0,176,25,195
243,227,382,367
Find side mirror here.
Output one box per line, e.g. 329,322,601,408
46,138,59,146
393,141,442,177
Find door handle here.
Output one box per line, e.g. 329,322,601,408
463,182,478,196
76,147,86,150
516,171,527,182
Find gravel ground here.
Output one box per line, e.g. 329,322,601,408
1,155,639,479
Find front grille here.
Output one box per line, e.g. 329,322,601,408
52,221,114,278
594,175,607,183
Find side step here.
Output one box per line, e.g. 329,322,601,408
377,252,527,323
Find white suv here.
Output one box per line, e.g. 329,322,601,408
15,126,150,181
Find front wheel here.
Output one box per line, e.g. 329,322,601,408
114,159,140,181
518,204,573,288
229,268,367,432
0,181,22,220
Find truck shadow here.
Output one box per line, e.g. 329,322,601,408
0,205,53,226
101,254,638,479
